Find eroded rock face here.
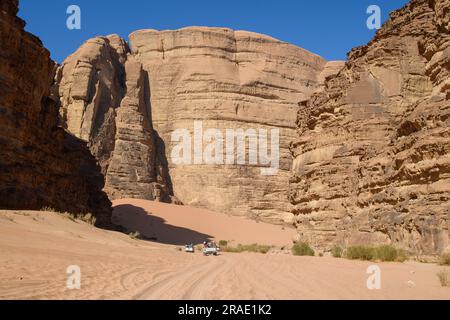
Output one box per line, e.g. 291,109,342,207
290,0,450,254
0,0,112,227
57,35,127,172
105,56,172,200
128,27,339,223
57,37,171,202
59,27,340,223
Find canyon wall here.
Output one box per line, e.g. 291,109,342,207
60,27,342,223
0,0,112,227
290,0,450,254
57,35,173,203
3,0,447,253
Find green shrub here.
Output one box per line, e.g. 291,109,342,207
375,245,398,262
436,270,450,287
218,240,228,247
345,245,408,262
255,245,272,254
331,246,343,258
439,253,450,266
78,213,96,225
129,231,141,240
221,246,239,253
292,242,315,256
41,207,96,225
61,212,77,222
345,246,375,260
243,244,271,254
40,206,57,212
221,243,272,254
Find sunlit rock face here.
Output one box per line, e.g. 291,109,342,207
128,27,342,223
289,0,450,254
60,26,340,223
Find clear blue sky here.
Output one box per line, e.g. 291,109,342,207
19,0,409,63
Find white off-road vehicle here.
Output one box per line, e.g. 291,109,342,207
202,242,219,256
185,244,195,253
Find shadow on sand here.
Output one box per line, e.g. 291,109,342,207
113,204,213,246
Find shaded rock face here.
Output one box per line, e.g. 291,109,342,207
106,56,169,200
57,37,172,202
290,0,450,254
59,27,340,223
0,0,112,228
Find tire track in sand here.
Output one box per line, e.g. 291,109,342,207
180,256,230,300
133,255,231,300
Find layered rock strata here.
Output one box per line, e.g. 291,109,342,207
59,27,341,223
57,35,173,203
289,0,450,254
0,0,112,227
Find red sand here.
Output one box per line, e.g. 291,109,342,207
0,203,449,300
113,199,295,246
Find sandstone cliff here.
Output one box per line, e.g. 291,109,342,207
290,0,450,254
59,27,341,223
105,55,171,200
0,0,112,227
5,0,446,254
57,35,173,203
130,28,343,223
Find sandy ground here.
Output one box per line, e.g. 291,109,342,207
112,199,295,246
0,201,449,300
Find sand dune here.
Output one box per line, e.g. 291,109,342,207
0,203,449,300
112,199,295,246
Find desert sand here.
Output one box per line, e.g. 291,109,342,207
0,200,449,300
112,199,295,246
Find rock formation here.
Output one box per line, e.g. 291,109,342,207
105,55,169,200
0,0,112,227
290,0,450,254
59,27,341,223
2,0,447,254
57,35,173,203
